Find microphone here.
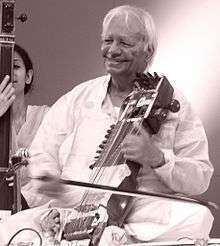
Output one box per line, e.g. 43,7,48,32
15,148,30,159
8,148,30,176
0,148,30,188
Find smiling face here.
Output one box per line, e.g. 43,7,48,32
13,51,33,96
101,15,148,81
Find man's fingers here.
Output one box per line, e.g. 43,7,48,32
54,217,60,223
53,223,61,233
50,209,60,219
138,124,150,138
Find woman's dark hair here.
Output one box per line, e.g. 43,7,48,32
14,44,34,94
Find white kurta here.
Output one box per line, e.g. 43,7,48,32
18,75,214,242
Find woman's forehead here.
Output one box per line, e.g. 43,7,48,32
14,51,23,61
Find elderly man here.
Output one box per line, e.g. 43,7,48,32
2,5,213,246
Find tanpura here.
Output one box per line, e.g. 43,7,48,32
0,0,27,215
0,0,16,213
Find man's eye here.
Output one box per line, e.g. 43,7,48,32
103,39,113,44
14,65,20,69
121,41,132,47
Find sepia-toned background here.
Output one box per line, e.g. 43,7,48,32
14,0,220,236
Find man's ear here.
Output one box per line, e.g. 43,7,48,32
146,46,154,63
25,69,33,85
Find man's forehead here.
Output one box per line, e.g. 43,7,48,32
103,15,145,38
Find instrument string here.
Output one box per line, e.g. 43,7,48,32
65,89,147,239
78,122,144,233
72,122,126,231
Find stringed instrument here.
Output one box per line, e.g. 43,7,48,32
0,0,16,213
0,0,27,215
60,72,180,245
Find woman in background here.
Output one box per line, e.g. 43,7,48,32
0,44,49,150
0,44,49,208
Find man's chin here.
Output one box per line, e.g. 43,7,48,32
105,67,125,76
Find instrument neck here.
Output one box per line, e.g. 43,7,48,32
0,0,21,213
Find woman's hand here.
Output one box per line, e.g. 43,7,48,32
121,125,165,169
0,75,16,117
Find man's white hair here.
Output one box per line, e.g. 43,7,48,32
102,5,158,67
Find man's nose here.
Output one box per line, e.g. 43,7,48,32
108,41,121,57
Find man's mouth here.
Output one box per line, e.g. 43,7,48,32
105,58,127,64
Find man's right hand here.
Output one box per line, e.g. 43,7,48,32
36,173,65,198
40,208,61,237
0,75,16,117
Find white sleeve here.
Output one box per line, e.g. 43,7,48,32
23,92,75,207
154,99,213,195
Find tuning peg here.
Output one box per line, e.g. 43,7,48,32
89,163,96,169
158,110,168,122
104,126,113,139
16,13,27,22
99,144,105,149
152,109,168,123
89,157,100,169
146,72,154,79
95,212,100,220
89,154,101,169
169,99,180,112
153,72,161,82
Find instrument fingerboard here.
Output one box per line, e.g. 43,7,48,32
0,0,15,211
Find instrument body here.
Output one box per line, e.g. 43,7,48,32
0,0,15,211
61,73,180,245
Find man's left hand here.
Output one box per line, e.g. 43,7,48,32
121,125,164,169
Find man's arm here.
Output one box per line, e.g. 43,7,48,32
121,92,213,196
154,99,213,195
22,92,74,207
